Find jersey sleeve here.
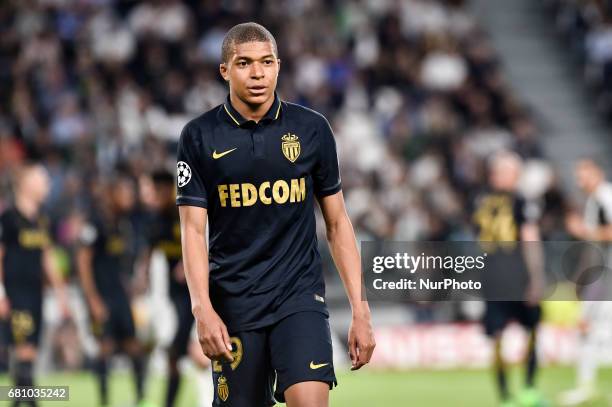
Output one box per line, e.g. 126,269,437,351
313,116,342,197
595,184,612,224
176,122,208,208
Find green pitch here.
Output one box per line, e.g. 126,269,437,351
1,366,611,406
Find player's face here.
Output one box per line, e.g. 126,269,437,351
20,166,51,204
575,162,602,193
220,41,280,106
490,160,520,191
113,180,135,212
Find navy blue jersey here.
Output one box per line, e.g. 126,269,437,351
0,207,49,296
147,208,185,296
79,213,135,299
472,190,528,242
471,190,537,299
176,93,341,331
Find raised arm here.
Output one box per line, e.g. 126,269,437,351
317,191,375,370
179,205,233,362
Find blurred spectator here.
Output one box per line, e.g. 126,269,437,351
546,0,612,117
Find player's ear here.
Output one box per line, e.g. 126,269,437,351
219,63,229,82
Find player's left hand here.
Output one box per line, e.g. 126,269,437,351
348,309,375,371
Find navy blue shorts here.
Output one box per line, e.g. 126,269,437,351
91,295,136,342
8,301,42,346
212,311,337,406
6,287,42,347
483,301,541,337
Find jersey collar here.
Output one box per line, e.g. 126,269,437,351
222,93,282,127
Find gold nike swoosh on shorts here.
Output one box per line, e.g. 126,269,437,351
212,148,238,159
309,361,329,370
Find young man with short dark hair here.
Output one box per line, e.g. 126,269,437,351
177,22,375,406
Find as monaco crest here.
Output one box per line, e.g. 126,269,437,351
281,134,300,163
217,375,229,402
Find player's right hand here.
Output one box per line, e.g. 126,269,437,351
0,297,10,319
195,306,234,363
348,309,376,371
89,296,108,323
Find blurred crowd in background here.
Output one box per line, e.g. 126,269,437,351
0,0,581,371
545,0,612,118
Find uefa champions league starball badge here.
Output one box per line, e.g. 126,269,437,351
177,161,192,187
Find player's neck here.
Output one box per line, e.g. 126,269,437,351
229,92,274,123
15,195,39,221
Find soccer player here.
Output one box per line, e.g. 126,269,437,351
472,151,545,407
76,174,149,407
145,170,209,407
559,159,612,405
176,22,375,406
0,163,70,407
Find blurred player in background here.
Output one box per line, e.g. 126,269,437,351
0,163,70,407
187,331,214,406
144,169,210,407
177,22,374,406
472,151,545,407
560,159,612,405
75,174,149,407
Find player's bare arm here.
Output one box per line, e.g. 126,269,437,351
178,205,233,363
76,245,107,323
42,246,70,318
318,191,375,370
565,211,612,240
0,245,9,319
520,223,545,305
132,247,152,296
